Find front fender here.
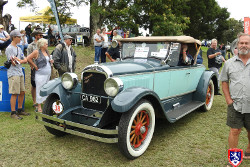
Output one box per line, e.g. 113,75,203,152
40,78,62,97
40,78,82,110
193,70,218,102
111,87,161,113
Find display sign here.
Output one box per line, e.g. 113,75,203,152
134,47,149,58
76,35,83,43
244,17,250,35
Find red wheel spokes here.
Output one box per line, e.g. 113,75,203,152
206,85,212,105
130,110,150,148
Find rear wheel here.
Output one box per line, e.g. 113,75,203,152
118,100,155,159
202,80,214,111
43,95,66,137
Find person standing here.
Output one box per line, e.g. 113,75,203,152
53,35,76,76
112,30,122,41
25,24,32,44
101,28,109,63
0,24,11,55
47,25,53,46
17,30,28,54
7,20,15,33
93,29,103,63
207,38,225,95
220,33,250,166
27,38,53,113
5,30,30,120
27,29,44,108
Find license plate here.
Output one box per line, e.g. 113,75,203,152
80,93,101,104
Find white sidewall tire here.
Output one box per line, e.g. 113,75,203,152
204,80,214,111
125,101,155,158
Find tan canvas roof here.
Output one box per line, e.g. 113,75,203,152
118,36,201,45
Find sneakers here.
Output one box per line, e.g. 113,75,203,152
10,111,23,120
17,108,31,116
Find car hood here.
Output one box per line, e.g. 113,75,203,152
100,59,169,76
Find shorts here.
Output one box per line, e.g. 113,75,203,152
8,76,25,94
227,103,250,130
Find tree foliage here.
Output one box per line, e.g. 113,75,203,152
16,0,242,44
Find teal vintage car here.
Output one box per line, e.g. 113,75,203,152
36,36,218,159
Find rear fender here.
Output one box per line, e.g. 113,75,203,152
193,70,218,102
111,87,164,113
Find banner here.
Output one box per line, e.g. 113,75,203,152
244,17,250,35
47,0,64,42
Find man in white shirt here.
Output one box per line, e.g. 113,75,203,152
53,35,77,76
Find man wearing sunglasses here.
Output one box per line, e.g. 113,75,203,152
53,35,76,76
27,29,44,109
0,24,11,55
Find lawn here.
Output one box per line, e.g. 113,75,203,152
0,46,249,167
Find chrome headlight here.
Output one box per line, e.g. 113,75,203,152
61,73,78,90
104,77,123,97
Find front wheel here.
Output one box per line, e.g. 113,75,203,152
43,95,66,137
118,100,155,159
202,80,214,111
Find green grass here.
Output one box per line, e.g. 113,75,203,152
0,46,249,167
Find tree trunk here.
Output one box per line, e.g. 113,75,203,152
89,0,100,45
0,0,8,28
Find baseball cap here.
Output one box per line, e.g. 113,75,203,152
10,30,23,37
0,24,4,28
64,35,73,40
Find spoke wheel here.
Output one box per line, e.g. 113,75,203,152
203,80,214,111
118,100,155,159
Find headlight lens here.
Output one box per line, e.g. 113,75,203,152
61,73,78,90
104,78,123,97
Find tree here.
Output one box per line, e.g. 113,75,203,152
174,0,230,41
221,18,244,44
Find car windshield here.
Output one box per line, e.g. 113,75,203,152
121,42,170,59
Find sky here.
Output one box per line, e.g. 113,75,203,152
2,0,250,31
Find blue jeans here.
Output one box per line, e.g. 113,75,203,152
94,46,102,62
101,47,107,63
17,44,28,54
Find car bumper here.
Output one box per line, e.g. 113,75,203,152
35,112,118,143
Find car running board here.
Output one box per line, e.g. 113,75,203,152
165,101,205,123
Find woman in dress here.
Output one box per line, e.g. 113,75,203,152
27,38,53,112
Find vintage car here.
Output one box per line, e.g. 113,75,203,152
35,36,219,159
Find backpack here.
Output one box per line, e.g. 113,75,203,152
50,42,66,56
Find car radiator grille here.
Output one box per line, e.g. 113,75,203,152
82,72,108,111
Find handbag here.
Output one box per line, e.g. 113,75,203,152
50,66,58,80
4,60,11,69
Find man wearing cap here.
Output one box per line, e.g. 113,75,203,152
53,35,76,76
27,29,44,108
0,24,11,55
6,30,30,120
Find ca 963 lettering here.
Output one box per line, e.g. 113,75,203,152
36,36,219,160
80,93,101,104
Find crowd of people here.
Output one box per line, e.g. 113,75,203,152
5,27,76,120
